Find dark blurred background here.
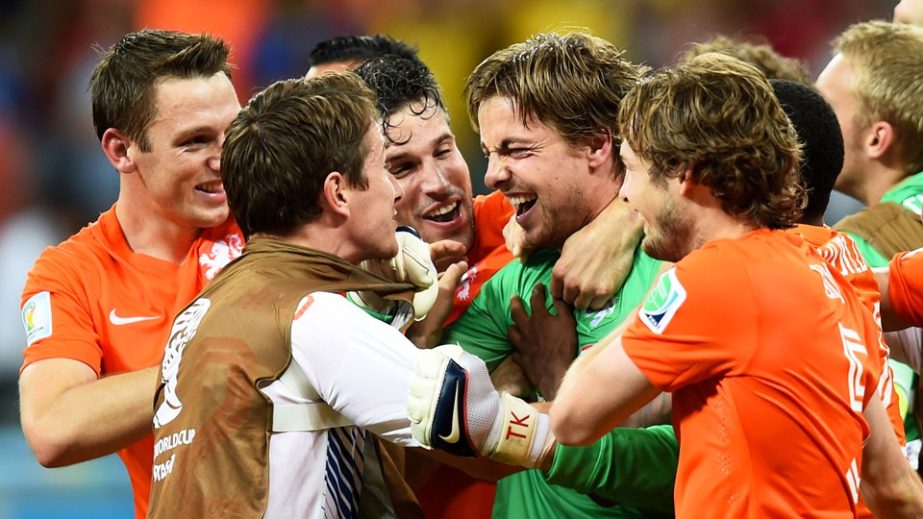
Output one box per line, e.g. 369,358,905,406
0,1,893,516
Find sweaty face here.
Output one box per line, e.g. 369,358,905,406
619,141,695,262
127,73,240,231
384,103,474,250
351,125,401,261
477,96,604,249
816,54,865,201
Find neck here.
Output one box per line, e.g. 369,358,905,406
582,168,623,229
115,194,201,263
853,162,910,206
251,219,361,265
688,199,760,253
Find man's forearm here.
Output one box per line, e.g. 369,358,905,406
545,424,677,512
20,362,159,466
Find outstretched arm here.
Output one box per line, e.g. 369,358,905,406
875,267,910,332
553,198,643,310
551,332,660,446
20,359,158,466
860,392,923,517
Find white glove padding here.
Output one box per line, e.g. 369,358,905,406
359,227,438,320
407,344,555,468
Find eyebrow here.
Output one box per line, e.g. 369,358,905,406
386,131,454,163
482,138,535,155
173,125,216,142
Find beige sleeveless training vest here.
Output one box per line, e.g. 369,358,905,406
147,239,414,518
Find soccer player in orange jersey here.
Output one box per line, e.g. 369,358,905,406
18,30,243,518
550,54,923,517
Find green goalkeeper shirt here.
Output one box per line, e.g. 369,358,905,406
446,246,675,517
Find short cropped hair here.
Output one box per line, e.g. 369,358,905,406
679,35,812,85
771,79,844,224
354,55,446,144
90,29,232,151
221,73,377,238
309,34,418,68
833,21,923,175
619,53,805,230
465,32,645,148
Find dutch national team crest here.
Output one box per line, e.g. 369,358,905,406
639,269,686,334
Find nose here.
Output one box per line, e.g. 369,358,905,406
209,137,223,172
618,173,632,203
421,161,452,196
208,154,221,173
484,154,510,190
388,171,404,204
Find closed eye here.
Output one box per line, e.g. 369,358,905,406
507,147,533,159
181,135,211,147
388,163,414,178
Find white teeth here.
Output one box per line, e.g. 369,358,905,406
508,195,537,208
428,202,458,217
197,182,222,194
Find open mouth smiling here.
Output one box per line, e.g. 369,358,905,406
508,194,537,218
424,201,461,223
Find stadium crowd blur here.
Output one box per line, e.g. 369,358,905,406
0,0,896,516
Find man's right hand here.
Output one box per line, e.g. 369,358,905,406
406,261,467,349
508,283,577,400
407,344,555,468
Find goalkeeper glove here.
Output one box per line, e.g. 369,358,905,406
407,344,555,468
352,226,439,320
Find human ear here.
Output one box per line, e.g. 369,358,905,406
100,128,137,174
322,171,351,218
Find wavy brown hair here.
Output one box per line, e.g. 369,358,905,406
619,53,805,229
678,35,812,85
834,21,923,175
464,31,644,148
221,73,377,238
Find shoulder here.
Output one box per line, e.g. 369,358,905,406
293,292,395,331
291,291,408,348
24,218,110,295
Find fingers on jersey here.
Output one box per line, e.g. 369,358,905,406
407,344,555,469
356,227,440,319
387,227,440,319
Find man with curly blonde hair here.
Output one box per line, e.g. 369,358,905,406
551,53,922,517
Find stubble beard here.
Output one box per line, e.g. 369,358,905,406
642,204,694,263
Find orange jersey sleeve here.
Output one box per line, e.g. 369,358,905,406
622,230,877,517
19,207,243,518
468,190,513,265
889,247,923,327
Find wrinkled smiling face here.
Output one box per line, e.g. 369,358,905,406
477,96,597,249
127,73,241,231
384,102,474,250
